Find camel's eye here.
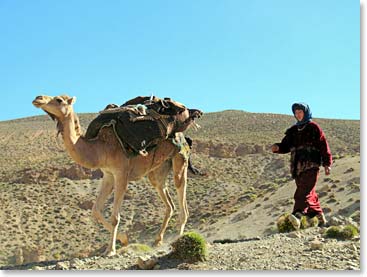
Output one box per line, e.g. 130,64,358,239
56,98,63,104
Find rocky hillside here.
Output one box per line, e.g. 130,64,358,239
0,110,360,270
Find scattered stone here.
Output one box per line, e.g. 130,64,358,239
310,240,323,250
55,261,70,270
69,258,85,269
137,256,157,270
329,216,344,226
319,185,330,192
323,207,332,214
287,232,301,239
22,246,44,263
14,248,24,265
78,199,94,210
344,168,354,174
31,266,46,270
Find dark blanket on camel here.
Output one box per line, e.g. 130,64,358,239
84,96,187,156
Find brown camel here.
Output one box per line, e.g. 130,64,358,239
32,94,202,256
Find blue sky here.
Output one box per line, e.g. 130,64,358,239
0,0,360,121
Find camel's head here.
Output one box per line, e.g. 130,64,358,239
147,97,203,133
32,95,77,121
173,107,203,133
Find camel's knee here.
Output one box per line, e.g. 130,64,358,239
166,206,174,218
179,210,188,224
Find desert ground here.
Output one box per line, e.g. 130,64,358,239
0,110,360,270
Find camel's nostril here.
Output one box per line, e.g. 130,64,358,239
36,96,43,100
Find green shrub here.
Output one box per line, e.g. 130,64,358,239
277,213,296,233
170,231,207,262
325,226,342,238
340,225,359,239
325,225,359,240
277,213,319,233
300,215,319,229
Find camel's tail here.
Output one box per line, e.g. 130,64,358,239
185,136,204,176
188,157,202,175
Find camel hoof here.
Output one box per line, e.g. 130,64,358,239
153,239,163,247
103,249,117,257
118,233,129,246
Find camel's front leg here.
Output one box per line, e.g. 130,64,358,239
173,155,189,235
92,172,128,248
104,172,128,256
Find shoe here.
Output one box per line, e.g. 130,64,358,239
294,212,304,219
288,214,301,230
316,213,327,227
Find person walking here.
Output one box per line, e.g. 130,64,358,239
271,102,332,228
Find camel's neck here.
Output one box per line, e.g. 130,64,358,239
60,112,99,169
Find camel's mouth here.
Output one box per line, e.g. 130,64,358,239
32,96,50,108
189,109,203,120
175,109,203,132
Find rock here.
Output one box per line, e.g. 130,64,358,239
91,169,103,179
70,258,84,269
352,236,360,241
59,164,91,180
193,140,211,155
55,261,70,270
347,244,358,251
36,266,47,270
319,185,330,192
14,248,24,265
254,144,265,154
209,143,236,158
329,216,344,226
22,246,44,263
235,144,252,156
137,256,157,270
15,167,59,184
287,232,301,239
310,240,323,250
78,199,94,210
346,266,360,270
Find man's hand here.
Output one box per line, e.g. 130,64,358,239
271,144,279,153
324,166,331,175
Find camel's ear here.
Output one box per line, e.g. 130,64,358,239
67,96,77,105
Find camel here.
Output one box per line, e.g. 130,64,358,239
32,94,202,256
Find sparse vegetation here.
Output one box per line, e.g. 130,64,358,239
276,213,295,233
277,213,319,233
126,243,153,253
170,231,207,262
325,225,359,240
300,216,318,229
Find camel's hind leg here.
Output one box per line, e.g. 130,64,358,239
148,160,175,246
172,154,189,235
91,172,128,252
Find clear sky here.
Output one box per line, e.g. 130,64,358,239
0,0,360,121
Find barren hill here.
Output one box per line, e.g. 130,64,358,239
0,110,360,270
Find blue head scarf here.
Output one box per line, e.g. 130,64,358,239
292,102,312,126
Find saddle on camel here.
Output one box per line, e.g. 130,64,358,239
85,95,202,164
